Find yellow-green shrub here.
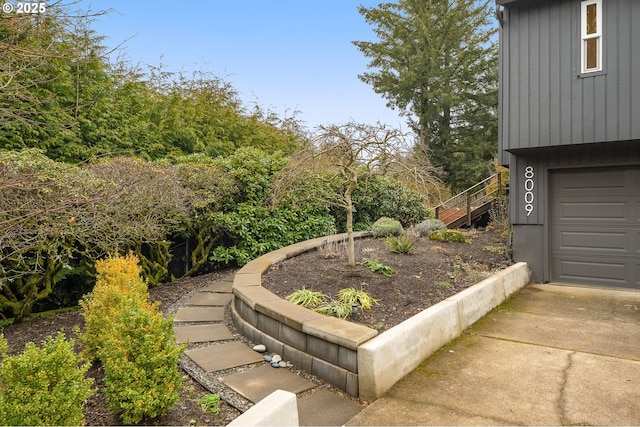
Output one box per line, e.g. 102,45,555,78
0,333,94,426
98,306,186,424
78,253,185,424
79,252,151,358
428,229,470,243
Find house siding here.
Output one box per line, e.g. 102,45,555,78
508,140,640,282
498,0,640,165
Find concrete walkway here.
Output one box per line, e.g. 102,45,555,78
346,283,640,426
172,275,363,426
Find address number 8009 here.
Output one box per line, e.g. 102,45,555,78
524,166,534,216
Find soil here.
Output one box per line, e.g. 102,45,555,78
262,228,510,332
0,228,509,426
0,270,242,426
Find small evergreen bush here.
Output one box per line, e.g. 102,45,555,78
79,252,150,359
0,333,94,426
98,306,186,424
372,217,404,237
428,229,470,243
409,219,446,237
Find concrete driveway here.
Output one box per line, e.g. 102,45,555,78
347,283,640,426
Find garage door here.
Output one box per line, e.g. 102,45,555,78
549,167,640,289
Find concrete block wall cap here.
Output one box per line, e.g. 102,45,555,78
227,389,298,427
232,272,262,288
256,298,324,331
234,286,281,310
303,316,377,350
240,256,285,275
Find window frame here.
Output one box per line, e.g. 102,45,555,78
580,0,603,74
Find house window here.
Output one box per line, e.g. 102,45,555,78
581,0,602,73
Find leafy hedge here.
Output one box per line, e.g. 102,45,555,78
1,147,429,320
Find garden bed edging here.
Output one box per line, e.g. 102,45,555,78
230,232,531,400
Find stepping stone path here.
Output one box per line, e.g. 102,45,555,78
173,275,364,426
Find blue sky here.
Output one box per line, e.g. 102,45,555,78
80,1,408,131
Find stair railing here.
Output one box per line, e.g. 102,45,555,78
435,172,507,227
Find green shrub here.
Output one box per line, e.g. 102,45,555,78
372,217,404,237
428,229,470,243
330,175,430,231
0,332,94,426
78,252,151,359
361,258,396,276
384,234,416,254
409,219,446,237
98,306,186,424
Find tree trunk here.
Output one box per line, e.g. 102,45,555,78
345,191,356,267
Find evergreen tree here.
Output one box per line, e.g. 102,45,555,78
354,0,498,191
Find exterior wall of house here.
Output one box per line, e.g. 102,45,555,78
497,0,640,166
508,140,640,283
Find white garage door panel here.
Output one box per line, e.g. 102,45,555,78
550,167,640,289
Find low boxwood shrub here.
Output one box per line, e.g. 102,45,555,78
372,217,404,237
428,229,470,243
0,332,94,426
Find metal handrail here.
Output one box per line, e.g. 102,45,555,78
435,172,507,227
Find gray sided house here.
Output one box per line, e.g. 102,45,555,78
496,0,640,289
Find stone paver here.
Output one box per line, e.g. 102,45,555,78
184,292,232,306
219,365,316,403
185,342,264,372
174,324,234,344
201,279,234,293
174,306,225,322
297,389,364,426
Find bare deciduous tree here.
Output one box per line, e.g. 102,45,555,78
273,121,441,266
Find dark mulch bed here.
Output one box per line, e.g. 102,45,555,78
1,228,509,425
262,228,510,332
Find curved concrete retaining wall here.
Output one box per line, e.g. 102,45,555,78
231,232,377,397
231,232,531,400
357,261,531,401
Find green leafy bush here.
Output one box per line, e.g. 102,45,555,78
384,234,416,254
0,332,94,426
361,258,396,276
372,217,404,237
98,306,186,424
331,175,430,231
409,219,446,237
428,229,470,243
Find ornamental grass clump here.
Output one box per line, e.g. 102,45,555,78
371,217,404,237
285,288,328,308
384,233,416,254
0,333,95,426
